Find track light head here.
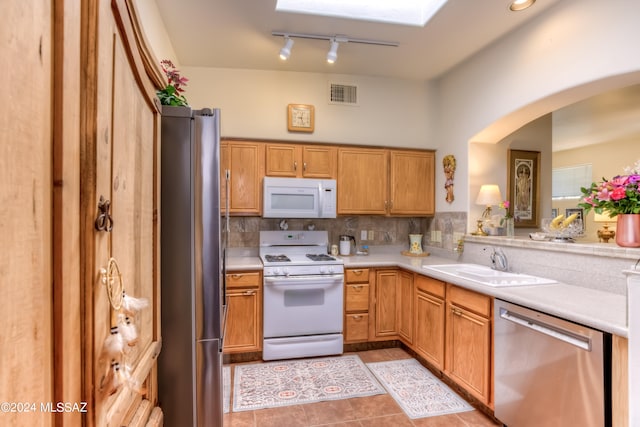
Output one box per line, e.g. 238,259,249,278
326,39,339,64
279,37,294,60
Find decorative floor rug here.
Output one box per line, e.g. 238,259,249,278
367,358,474,419
223,366,231,414
232,355,386,412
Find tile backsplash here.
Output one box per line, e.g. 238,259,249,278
226,211,467,251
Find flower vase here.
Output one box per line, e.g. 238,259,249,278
505,218,515,238
615,214,640,247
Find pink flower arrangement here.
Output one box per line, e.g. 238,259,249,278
157,59,189,106
579,160,640,217
499,200,512,225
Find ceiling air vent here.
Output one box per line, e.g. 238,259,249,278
329,83,358,105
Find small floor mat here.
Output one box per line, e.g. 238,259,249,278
232,355,386,412
367,358,473,419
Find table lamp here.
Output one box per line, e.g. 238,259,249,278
472,184,503,236
594,212,615,243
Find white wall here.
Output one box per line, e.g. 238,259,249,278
134,0,179,66
436,0,640,227
182,67,437,148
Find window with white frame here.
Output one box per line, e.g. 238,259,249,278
552,164,593,200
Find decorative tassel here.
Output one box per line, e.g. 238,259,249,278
122,291,149,316
117,313,139,346
121,363,146,395
99,360,122,397
101,326,124,361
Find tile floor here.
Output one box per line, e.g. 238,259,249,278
223,348,503,427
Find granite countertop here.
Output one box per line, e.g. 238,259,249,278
226,246,628,337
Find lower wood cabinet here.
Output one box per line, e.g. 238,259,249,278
397,270,414,344
414,275,446,370
344,268,371,343
373,269,400,339
224,271,262,353
445,283,492,406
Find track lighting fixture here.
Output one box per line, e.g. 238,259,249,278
272,31,398,64
509,0,536,11
279,36,294,60
326,39,339,64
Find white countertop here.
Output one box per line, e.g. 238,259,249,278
226,246,628,337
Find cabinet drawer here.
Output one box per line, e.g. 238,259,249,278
226,271,261,288
447,284,491,318
415,274,445,298
345,283,369,312
345,313,369,341
345,268,369,283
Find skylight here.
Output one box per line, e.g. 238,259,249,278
275,0,449,27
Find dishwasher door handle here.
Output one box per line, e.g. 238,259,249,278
499,308,592,351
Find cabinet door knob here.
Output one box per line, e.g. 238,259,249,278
352,285,362,291
352,270,363,275
303,162,307,171
452,308,462,316
294,161,298,171
232,274,242,279
243,290,255,296
352,315,361,320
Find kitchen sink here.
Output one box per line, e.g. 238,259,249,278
422,263,557,287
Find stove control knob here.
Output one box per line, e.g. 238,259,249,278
319,266,327,274
283,267,290,276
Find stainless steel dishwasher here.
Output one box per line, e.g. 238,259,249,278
494,300,611,427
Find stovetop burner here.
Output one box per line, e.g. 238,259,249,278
306,253,336,262
264,254,291,262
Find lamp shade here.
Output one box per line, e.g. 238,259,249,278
476,184,503,206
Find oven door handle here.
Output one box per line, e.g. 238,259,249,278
264,275,344,287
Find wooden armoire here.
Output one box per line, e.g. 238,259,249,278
1,1,164,425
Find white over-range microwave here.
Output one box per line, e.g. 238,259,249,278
263,177,337,218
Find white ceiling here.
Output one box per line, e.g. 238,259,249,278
154,0,562,80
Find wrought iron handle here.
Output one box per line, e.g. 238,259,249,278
95,195,113,232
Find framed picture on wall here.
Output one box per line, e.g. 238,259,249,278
507,149,540,228
565,208,585,232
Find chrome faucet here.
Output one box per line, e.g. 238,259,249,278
485,247,509,271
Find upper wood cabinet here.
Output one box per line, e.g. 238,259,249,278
389,150,435,215
337,148,389,215
221,140,265,215
265,143,337,178
337,147,435,216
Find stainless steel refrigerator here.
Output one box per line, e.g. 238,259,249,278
158,106,225,427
